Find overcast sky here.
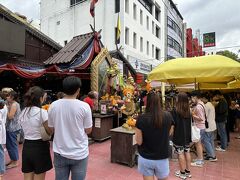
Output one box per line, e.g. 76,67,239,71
0,0,239,54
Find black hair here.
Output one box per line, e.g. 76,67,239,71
62,76,82,96
56,92,65,99
201,93,210,101
8,91,19,102
191,90,201,98
145,91,163,129
24,86,45,108
213,90,222,96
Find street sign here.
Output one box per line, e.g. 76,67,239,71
203,32,216,47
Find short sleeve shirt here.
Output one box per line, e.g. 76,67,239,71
48,99,92,160
20,107,48,140
193,102,206,129
171,109,192,146
136,111,173,160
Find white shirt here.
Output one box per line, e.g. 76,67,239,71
0,105,7,144
48,99,92,160
20,107,48,140
205,102,216,132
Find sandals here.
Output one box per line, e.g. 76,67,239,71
6,163,18,169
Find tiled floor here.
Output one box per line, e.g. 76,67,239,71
4,133,240,180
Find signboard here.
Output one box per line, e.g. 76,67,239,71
203,32,216,47
135,60,152,72
140,62,152,72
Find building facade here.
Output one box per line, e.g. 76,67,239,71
186,28,204,57
40,0,184,74
165,0,185,59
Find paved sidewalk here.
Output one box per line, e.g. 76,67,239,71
4,133,240,180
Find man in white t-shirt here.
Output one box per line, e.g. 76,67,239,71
201,93,217,162
48,76,92,180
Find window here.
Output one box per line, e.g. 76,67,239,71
152,21,154,34
155,48,160,60
133,32,137,49
155,26,160,38
140,10,143,25
152,44,154,58
138,0,152,13
155,7,160,22
115,0,120,13
146,16,149,30
140,37,143,52
70,0,87,6
147,41,149,55
64,40,68,45
125,27,129,45
133,3,137,20
167,35,183,55
56,21,60,25
167,36,174,48
167,16,182,39
125,0,129,13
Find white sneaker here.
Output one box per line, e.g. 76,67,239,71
175,171,187,179
175,170,192,178
191,160,204,167
215,146,226,152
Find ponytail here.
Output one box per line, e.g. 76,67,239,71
24,86,45,108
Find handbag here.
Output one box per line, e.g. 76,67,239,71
191,119,201,142
39,109,51,141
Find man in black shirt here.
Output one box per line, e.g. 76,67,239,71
214,91,228,152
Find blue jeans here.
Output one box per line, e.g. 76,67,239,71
54,153,88,180
0,145,5,174
202,131,216,157
6,131,19,161
217,122,227,150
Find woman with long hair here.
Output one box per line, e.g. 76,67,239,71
19,86,53,180
172,92,192,179
135,92,173,180
5,91,21,169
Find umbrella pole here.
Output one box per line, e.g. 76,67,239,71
161,82,166,110
194,78,197,90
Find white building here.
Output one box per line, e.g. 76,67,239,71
40,0,184,74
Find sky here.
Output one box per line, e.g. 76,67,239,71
0,0,240,54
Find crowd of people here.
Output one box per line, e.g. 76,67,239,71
0,76,93,180
135,90,240,180
0,76,240,180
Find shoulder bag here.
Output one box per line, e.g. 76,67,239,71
191,117,201,142
39,108,51,141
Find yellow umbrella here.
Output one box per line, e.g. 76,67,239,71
148,55,240,84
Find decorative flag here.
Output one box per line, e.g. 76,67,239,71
90,0,98,17
116,13,121,44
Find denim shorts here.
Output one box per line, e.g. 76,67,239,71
0,145,5,174
138,155,169,179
